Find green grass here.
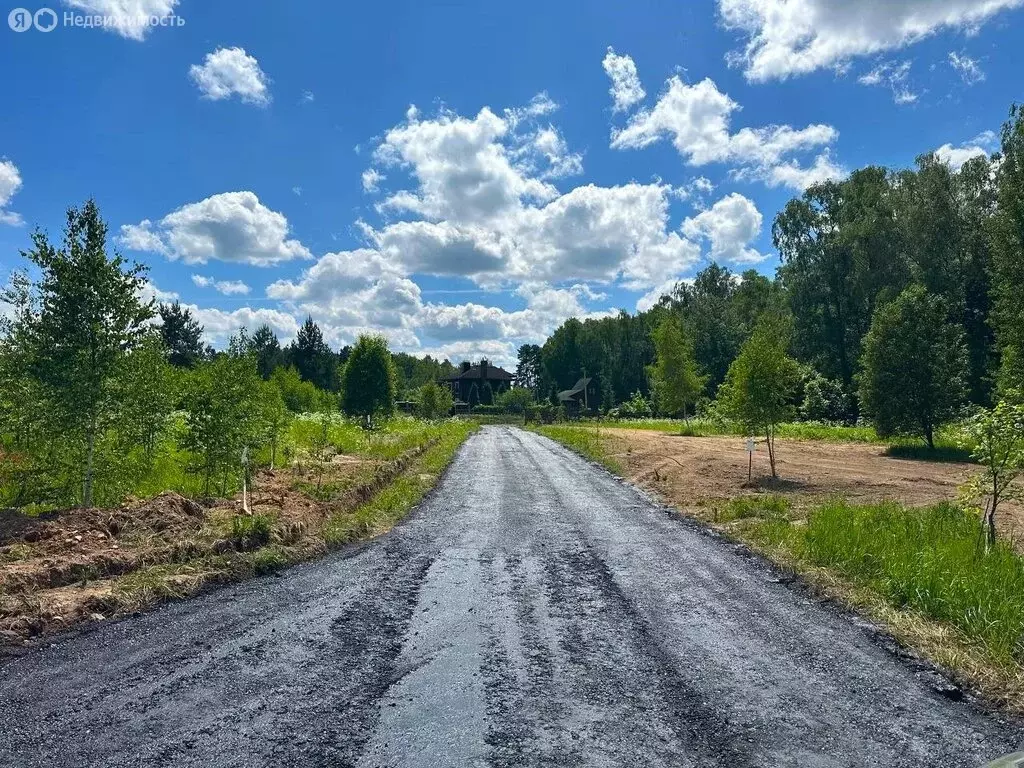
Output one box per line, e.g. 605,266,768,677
801,500,1024,664
287,414,449,462
728,497,1024,666
529,424,623,474
586,417,881,442
324,420,477,546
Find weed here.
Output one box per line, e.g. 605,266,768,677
250,547,287,575
231,513,275,549
722,494,791,522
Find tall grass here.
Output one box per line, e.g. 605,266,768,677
799,500,1024,664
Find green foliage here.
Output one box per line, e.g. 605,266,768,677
961,396,1024,547
231,513,275,549
178,347,266,496
515,344,544,393
270,365,323,413
157,301,206,368
991,105,1024,394
718,317,802,477
249,323,283,380
415,380,452,421
611,390,653,419
647,315,707,419
111,332,177,459
2,200,154,507
858,285,968,448
342,334,397,426
392,353,456,398
800,372,849,423
292,316,341,392
495,387,534,414
799,500,1024,664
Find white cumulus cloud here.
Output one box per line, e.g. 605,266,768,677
609,68,838,190
603,48,646,112
0,160,24,226
189,47,271,106
719,0,1024,81
682,193,768,265
934,130,997,170
119,191,312,266
191,274,251,295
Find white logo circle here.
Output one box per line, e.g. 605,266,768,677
34,7,58,32
8,8,33,31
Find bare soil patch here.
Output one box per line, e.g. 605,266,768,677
604,428,1023,537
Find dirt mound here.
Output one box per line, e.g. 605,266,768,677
1,492,205,554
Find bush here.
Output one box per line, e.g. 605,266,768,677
270,366,323,413
417,381,454,420
613,391,652,419
495,387,534,414
801,373,849,423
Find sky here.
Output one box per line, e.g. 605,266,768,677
0,0,1021,367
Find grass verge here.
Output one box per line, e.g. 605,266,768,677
538,424,1024,712
530,424,624,474
324,420,477,545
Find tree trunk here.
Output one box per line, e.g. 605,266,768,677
924,423,935,450
766,427,777,479
986,478,999,552
83,423,96,508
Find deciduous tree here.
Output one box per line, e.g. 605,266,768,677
858,285,968,448
342,335,397,427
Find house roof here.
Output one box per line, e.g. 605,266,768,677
557,377,592,402
445,364,514,381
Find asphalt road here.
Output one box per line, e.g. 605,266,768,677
1,426,1020,767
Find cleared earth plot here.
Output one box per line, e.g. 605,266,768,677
0,426,1019,767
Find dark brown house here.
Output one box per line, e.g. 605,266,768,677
557,377,597,417
445,359,514,406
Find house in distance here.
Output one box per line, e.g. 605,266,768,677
445,360,514,407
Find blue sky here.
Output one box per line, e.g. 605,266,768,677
1,0,1021,365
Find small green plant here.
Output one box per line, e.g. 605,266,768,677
960,395,1024,548
231,513,274,549
250,547,287,575
722,494,791,522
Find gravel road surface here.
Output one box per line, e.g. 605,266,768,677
1,426,1020,767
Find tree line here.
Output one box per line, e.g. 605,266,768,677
523,105,1024,450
